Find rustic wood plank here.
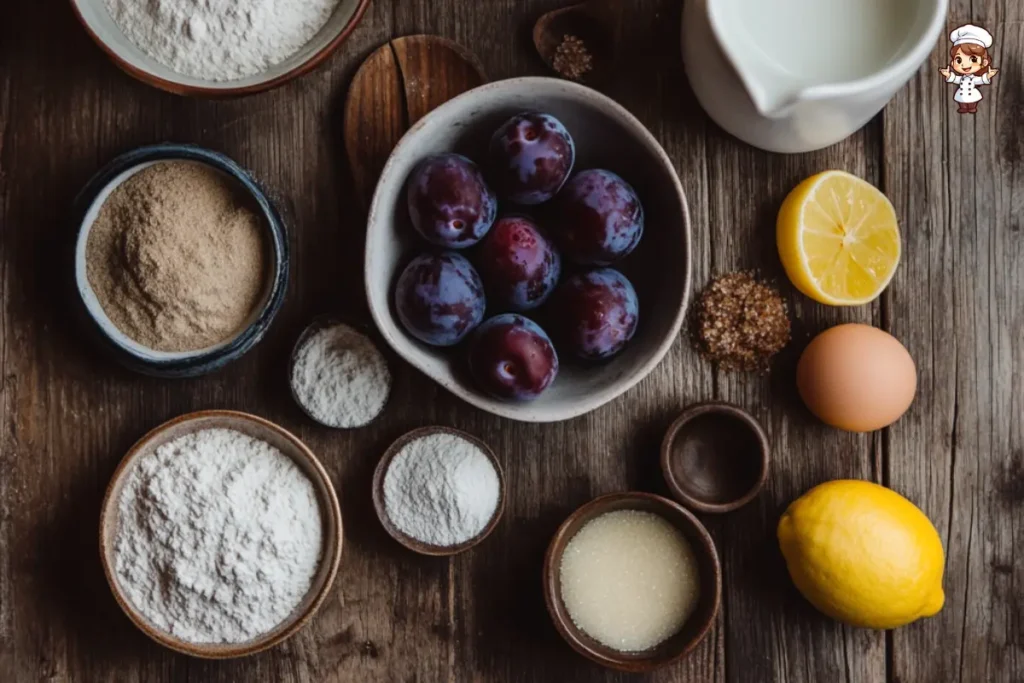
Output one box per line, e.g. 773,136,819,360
701,84,888,683
1,0,1021,681
885,2,1024,682
384,1,722,681
343,35,485,208
0,0,443,681
0,14,12,681
344,42,407,209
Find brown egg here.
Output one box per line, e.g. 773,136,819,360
797,324,916,432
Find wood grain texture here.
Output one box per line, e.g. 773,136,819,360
344,35,485,207
0,0,1020,682
884,2,1024,682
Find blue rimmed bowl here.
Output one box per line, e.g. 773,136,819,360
72,144,289,378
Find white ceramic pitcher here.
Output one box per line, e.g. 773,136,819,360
682,0,948,153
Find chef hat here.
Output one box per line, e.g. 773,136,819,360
950,24,993,48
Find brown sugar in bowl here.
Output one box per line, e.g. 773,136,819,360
543,492,722,672
98,410,343,658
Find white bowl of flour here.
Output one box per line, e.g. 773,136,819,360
70,0,370,95
99,410,343,658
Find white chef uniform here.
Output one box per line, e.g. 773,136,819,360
948,72,992,103
946,24,994,104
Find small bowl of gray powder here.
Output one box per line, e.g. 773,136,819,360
69,0,371,95
289,317,392,428
73,144,288,377
99,410,343,658
373,427,505,556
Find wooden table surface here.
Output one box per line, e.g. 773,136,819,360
1,1,1021,681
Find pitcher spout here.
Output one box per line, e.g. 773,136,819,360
705,0,809,119
745,86,805,120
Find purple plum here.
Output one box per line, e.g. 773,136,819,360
550,268,639,360
407,153,497,248
552,169,644,265
394,251,486,346
474,216,562,311
468,314,559,401
488,113,575,205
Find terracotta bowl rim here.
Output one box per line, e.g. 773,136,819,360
98,409,344,658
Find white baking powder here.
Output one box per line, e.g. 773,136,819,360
383,432,500,547
291,323,391,428
113,428,323,644
105,0,341,82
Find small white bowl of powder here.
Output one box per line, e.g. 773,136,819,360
70,0,370,95
99,410,343,658
289,318,392,429
373,427,505,556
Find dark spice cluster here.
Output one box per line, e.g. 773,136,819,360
694,272,791,371
553,34,593,80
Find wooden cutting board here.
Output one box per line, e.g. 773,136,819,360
344,35,487,208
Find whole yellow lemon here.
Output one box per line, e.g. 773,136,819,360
777,480,945,629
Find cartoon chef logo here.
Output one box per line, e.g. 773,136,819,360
939,24,998,114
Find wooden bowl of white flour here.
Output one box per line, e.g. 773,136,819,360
99,410,343,658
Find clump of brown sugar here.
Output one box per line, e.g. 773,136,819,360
86,161,267,352
552,35,593,81
693,272,791,371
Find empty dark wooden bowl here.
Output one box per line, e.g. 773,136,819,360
660,402,769,514
542,492,722,672
372,426,505,556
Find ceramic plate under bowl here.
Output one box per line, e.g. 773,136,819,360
365,77,692,422
72,144,289,378
98,410,344,659
69,0,371,96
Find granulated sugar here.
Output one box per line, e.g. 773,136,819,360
106,0,341,82
559,510,701,652
291,323,391,428
383,432,500,547
113,428,323,644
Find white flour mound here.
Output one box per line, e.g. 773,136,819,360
105,0,341,81
113,428,323,644
383,432,500,547
291,323,391,428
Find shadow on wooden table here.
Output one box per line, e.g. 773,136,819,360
34,437,164,667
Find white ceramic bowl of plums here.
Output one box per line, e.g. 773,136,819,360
366,77,691,422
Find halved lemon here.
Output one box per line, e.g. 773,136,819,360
777,170,901,306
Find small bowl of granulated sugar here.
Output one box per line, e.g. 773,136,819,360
73,144,288,377
69,0,371,95
99,410,343,658
372,426,505,556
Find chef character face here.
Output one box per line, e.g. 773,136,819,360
950,44,990,75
